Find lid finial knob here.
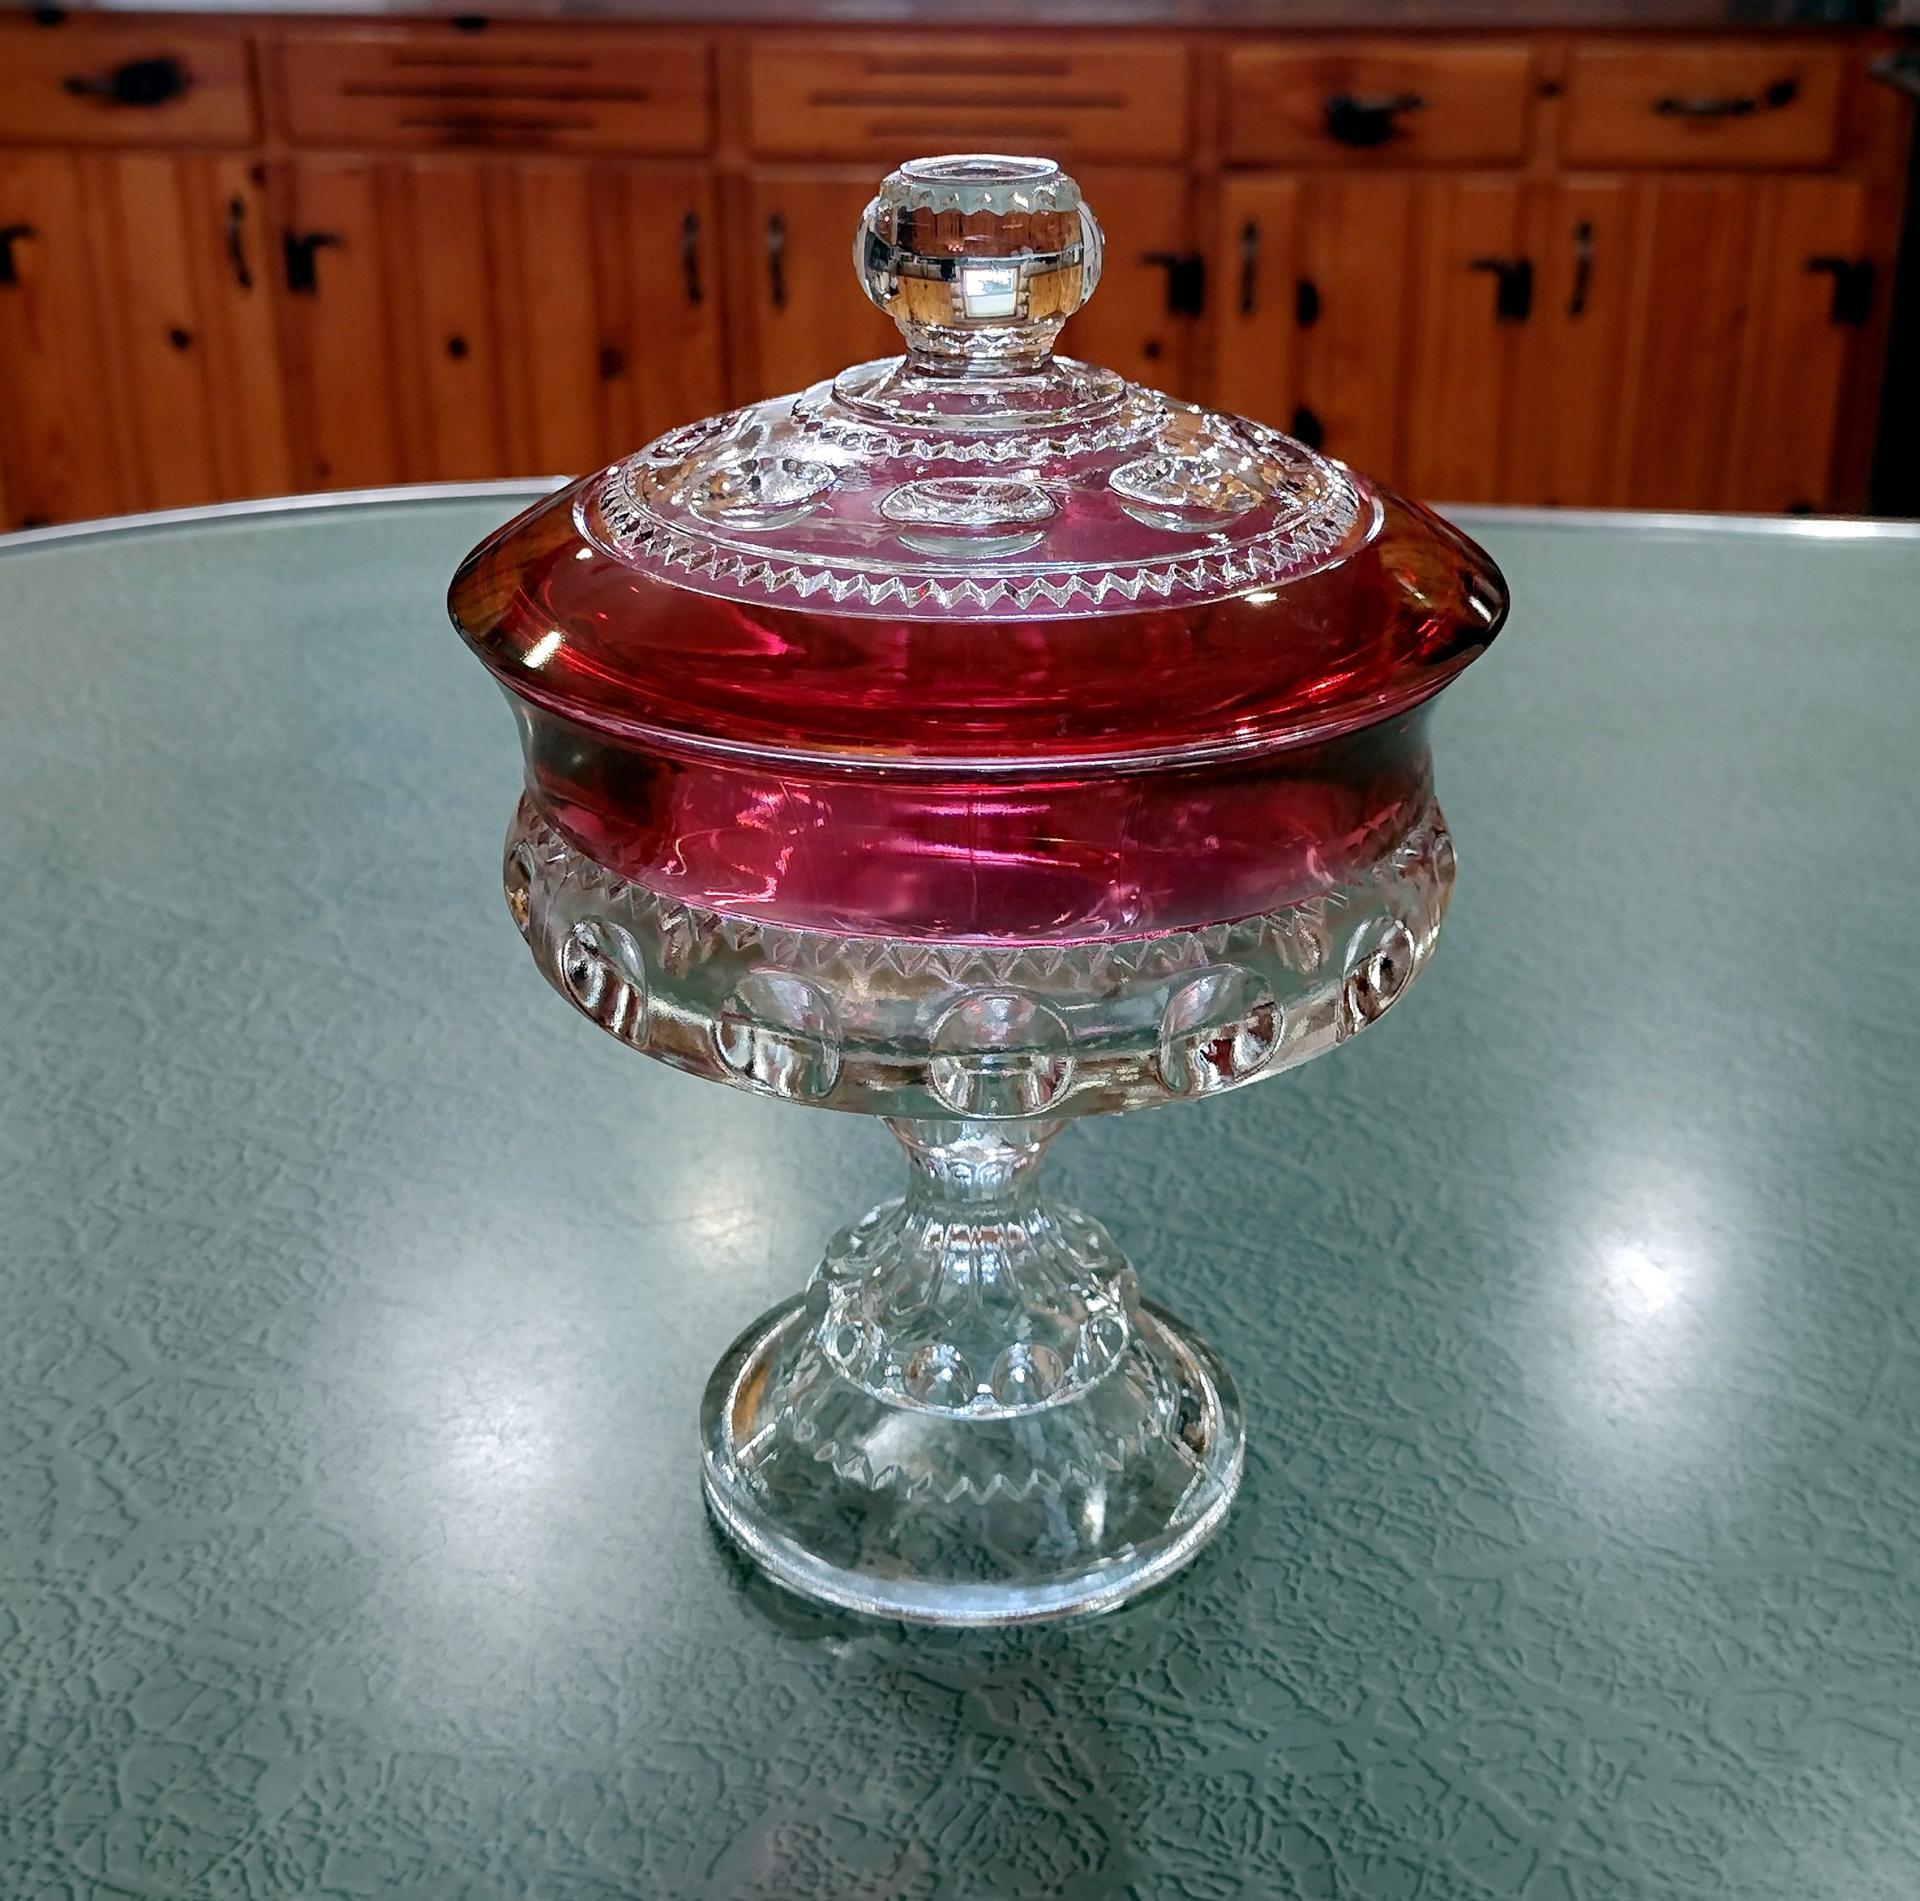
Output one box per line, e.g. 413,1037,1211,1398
855,155,1104,378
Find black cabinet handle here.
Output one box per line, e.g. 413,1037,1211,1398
681,209,703,308
0,223,35,288
1234,221,1315,325
766,213,786,311
283,229,341,296
1325,91,1424,148
224,194,252,291
1289,403,1325,450
1142,249,1206,317
1568,218,1594,318
1807,255,1873,327
1653,78,1797,118
62,56,190,108
1470,255,1534,323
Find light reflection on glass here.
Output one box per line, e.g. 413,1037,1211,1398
957,263,1019,320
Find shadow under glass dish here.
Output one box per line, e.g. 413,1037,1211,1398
449,152,1507,1625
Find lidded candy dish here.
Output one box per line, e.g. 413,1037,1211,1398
449,154,1506,1625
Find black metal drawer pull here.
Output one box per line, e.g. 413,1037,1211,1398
681,209,703,308
1470,255,1533,323
1238,220,1258,316
225,195,252,291
1143,250,1205,318
1324,91,1424,148
1568,219,1594,318
283,230,342,296
1653,78,1797,119
63,56,190,108
1807,255,1873,327
0,223,35,288
765,213,787,310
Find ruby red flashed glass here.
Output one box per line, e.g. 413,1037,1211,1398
449,171,1505,943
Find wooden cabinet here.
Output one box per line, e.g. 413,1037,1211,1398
276,159,408,489
1068,169,1200,393
1401,178,1531,504
1204,29,1904,514
0,20,255,148
744,36,1189,165
1614,172,1874,514
0,152,131,527
1561,42,1846,170
1212,159,1884,511
738,171,900,399
495,161,725,475
1212,173,1302,435
0,147,285,524
1215,175,1519,493
0,15,1908,529
1727,175,1873,515
269,26,713,157
1286,177,1418,478
394,160,509,482
1224,42,1534,168
277,156,725,490
1508,178,1638,508
91,152,292,510
1613,174,1758,511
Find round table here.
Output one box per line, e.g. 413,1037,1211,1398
3,489,1916,1899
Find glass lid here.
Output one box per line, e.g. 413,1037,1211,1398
451,154,1507,768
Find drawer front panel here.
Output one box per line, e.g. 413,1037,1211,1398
1561,44,1844,168
1225,43,1532,167
274,29,712,156
0,23,255,147
746,37,1188,163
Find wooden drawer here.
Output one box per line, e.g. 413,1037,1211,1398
0,21,255,147
1225,42,1532,167
1561,43,1845,168
272,28,712,156
745,36,1188,163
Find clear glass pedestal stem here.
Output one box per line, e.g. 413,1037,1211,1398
701,1117,1244,1625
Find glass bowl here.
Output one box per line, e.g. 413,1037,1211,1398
449,154,1507,1623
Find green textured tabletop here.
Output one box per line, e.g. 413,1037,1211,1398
2,490,1917,1901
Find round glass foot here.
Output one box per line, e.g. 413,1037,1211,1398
700,1124,1244,1625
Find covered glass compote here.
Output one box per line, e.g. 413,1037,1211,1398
449,155,1506,1624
